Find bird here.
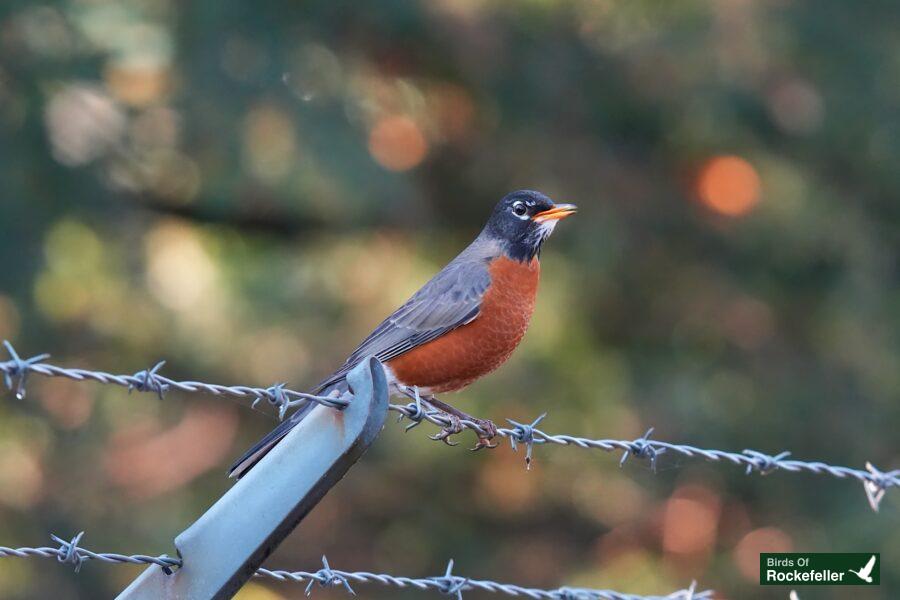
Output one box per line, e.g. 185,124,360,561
848,555,877,583
228,190,576,478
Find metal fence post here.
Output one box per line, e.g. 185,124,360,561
116,356,388,600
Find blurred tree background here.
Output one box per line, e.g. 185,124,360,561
0,0,897,598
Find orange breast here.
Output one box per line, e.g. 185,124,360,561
386,256,540,393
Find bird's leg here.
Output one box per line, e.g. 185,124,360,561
425,396,498,451
396,386,461,445
428,413,463,447
396,386,497,449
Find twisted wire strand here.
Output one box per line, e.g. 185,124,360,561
2,342,896,511
0,341,346,417
0,536,708,600
388,401,899,512
255,560,710,599
0,533,180,573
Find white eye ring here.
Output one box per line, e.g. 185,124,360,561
511,201,529,219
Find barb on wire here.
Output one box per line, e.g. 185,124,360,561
0,340,347,418
129,361,169,400
1,340,50,400
863,462,896,513
742,450,792,476
2,342,897,511
52,531,86,573
304,555,356,596
432,559,468,600
0,535,708,600
619,427,666,473
507,413,546,470
396,385,429,431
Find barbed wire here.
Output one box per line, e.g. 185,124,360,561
0,532,180,574
0,340,345,417
1,341,897,511
0,533,709,600
391,394,899,512
258,556,710,599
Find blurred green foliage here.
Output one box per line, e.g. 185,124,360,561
0,0,897,598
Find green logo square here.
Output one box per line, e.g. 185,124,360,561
760,553,880,586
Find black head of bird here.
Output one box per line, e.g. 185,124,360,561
483,190,577,261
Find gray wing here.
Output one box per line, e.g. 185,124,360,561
314,255,491,392
230,247,492,479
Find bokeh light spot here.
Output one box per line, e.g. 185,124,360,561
34,220,110,322
104,405,238,499
571,472,646,526
104,64,170,107
37,378,94,430
733,526,793,581
477,448,539,514
0,441,44,509
696,155,761,217
428,83,476,143
368,115,428,171
767,78,824,135
44,84,125,166
662,485,721,557
242,104,297,183
144,222,218,312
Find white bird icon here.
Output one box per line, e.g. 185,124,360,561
848,555,877,583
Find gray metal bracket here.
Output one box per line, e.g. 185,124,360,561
117,356,388,600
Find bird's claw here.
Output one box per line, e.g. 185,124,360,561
470,438,498,451
430,414,463,446
469,418,498,452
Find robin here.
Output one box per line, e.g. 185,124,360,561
229,190,576,478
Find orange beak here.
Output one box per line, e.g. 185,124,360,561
532,203,578,223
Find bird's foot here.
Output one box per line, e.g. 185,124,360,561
419,395,498,450
469,418,498,452
429,414,463,446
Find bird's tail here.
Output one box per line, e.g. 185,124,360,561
227,379,348,479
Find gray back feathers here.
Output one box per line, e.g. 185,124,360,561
313,235,500,393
